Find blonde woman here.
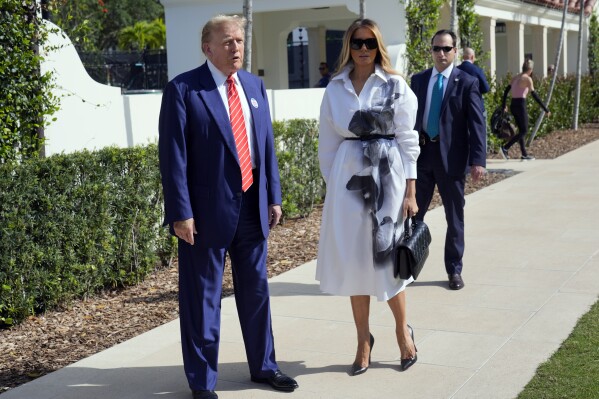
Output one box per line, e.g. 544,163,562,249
317,18,419,375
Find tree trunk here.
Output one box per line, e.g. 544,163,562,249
572,1,585,130
528,0,568,145
450,0,458,34
243,0,252,72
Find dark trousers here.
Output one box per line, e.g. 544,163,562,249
415,141,466,275
505,98,529,156
177,178,278,391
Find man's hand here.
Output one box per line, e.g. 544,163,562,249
268,205,282,229
173,218,197,245
470,165,486,183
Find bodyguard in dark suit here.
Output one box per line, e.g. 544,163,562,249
158,15,298,399
457,47,489,97
410,30,487,291
457,47,490,118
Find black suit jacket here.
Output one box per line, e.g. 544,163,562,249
410,67,487,176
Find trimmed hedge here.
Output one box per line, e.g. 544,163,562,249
0,120,324,326
0,145,176,326
273,118,324,219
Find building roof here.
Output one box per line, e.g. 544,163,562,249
524,0,597,15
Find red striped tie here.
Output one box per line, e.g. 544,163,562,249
227,75,253,192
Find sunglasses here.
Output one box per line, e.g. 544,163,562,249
350,38,378,50
432,46,455,53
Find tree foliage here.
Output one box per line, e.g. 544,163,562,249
402,0,444,74
457,0,484,59
590,12,599,77
0,0,59,164
49,0,164,51
118,18,165,50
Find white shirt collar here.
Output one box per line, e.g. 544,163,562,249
207,59,237,87
332,63,389,83
432,63,454,80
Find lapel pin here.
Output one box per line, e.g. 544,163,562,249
251,98,259,108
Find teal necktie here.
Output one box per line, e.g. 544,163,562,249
426,73,444,139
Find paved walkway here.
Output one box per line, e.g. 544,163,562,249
4,141,599,399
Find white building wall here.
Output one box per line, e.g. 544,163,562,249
41,21,128,156
41,22,166,156
161,0,407,86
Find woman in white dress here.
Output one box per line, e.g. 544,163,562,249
316,18,420,375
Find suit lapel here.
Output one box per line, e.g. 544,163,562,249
196,63,240,165
416,69,432,126
420,69,432,110
441,68,460,113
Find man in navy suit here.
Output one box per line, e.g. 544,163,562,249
410,30,487,291
158,14,298,399
457,47,490,117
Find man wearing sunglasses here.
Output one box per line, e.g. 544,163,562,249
314,62,331,88
410,29,487,291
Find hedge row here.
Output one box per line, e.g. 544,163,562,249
0,120,324,326
273,118,324,219
0,145,176,326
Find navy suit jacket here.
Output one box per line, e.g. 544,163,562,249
456,61,490,95
158,63,282,248
411,67,487,176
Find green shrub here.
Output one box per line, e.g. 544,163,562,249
273,119,324,219
0,121,325,326
0,145,176,326
0,0,59,163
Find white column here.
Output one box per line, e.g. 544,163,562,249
506,21,524,75
532,25,548,77
558,29,568,76
480,16,496,78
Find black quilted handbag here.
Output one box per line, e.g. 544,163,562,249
394,217,431,280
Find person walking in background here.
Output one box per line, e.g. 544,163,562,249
410,29,486,291
158,14,298,399
317,18,419,375
457,47,490,117
314,62,331,87
500,59,551,161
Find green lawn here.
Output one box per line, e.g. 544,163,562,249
518,298,599,399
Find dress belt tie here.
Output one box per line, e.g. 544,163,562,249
345,134,395,141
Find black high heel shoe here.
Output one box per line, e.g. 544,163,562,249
351,333,374,376
400,324,418,371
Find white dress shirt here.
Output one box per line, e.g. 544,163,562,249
207,60,255,168
423,63,454,133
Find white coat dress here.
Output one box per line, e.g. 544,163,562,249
316,64,420,301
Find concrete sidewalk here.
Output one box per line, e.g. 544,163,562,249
4,141,599,399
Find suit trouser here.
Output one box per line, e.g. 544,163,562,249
177,181,278,391
415,141,466,275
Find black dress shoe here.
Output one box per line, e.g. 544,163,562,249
191,390,218,399
400,324,418,371
351,333,374,376
251,370,298,392
448,273,465,290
